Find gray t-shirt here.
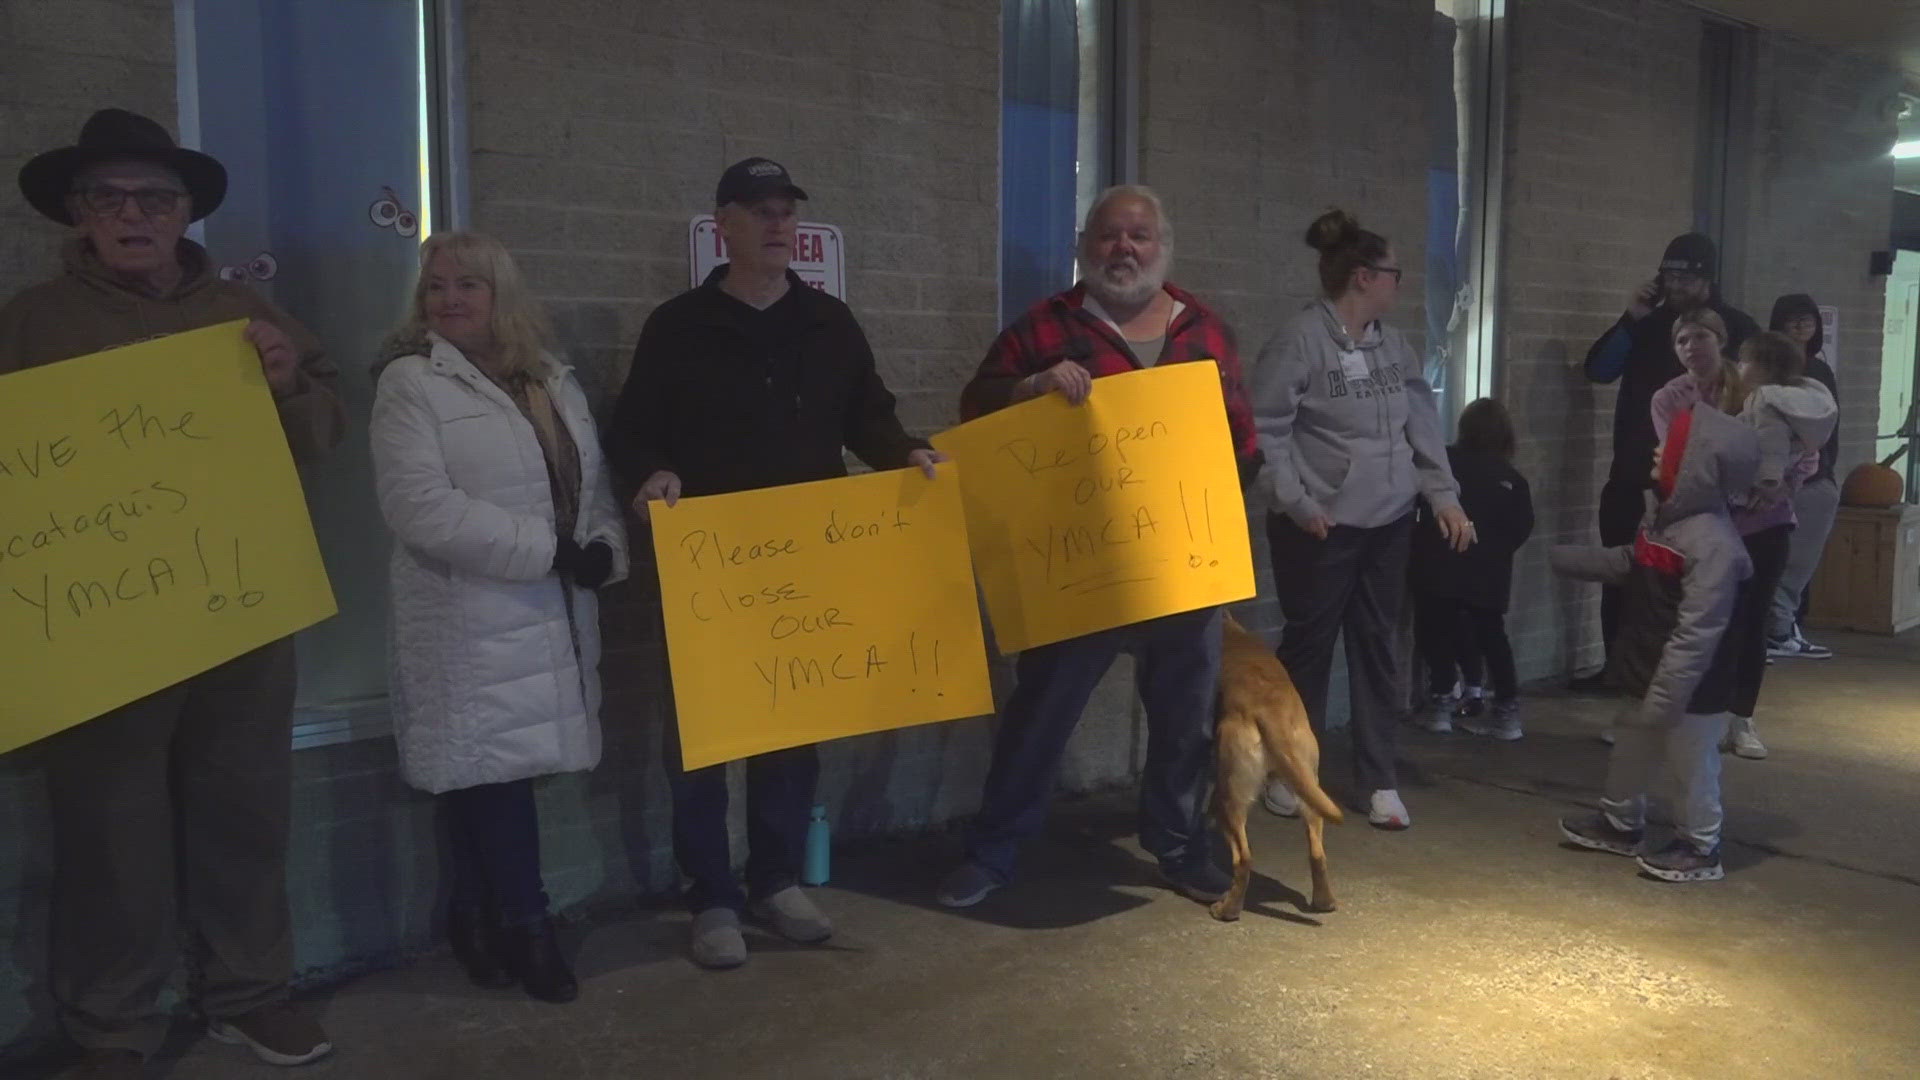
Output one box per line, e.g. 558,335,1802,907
1125,335,1166,366
1082,293,1182,369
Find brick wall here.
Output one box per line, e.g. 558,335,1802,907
1138,0,1436,723
0,0,176,292
1498,0,1704,680
1738,37,1899,471
1140,0,1434,358
0,0,178,1051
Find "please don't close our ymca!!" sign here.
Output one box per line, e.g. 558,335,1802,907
688,215,846,300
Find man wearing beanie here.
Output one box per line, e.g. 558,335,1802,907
1576,232,1758,688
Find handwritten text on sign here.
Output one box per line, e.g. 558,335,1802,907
0,321,337,754
651,464,992,770
932,362,1255,653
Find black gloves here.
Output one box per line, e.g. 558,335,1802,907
553,536,614,589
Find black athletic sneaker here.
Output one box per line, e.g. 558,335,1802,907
1559,812,1644,856
1567,669,1617,694
1637,840,1724,882
1159,857,1231,903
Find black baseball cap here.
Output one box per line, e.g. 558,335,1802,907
715,157,808,207
1659,232,1718,280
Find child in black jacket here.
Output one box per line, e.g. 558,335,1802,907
1410,398,1535,739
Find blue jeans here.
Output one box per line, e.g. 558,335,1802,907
443,779,550,927
664,720,818,913
965,606,1223,880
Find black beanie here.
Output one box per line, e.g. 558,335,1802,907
1659,232,1718,279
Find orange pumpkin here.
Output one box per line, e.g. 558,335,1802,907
1841,463,1906,508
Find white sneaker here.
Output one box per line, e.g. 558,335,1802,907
1368,789,1411,830
1724,717,1768,760
1260,778,1301,818
689,907,747,970
750,885,832,943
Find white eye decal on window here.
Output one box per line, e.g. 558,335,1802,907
368,186,418,236
218,251,279,282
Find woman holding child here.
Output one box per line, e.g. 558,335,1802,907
1650,311,1835,761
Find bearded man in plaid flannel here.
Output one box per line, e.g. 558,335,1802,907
937,185,1263,910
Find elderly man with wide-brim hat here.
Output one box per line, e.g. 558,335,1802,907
1,108,344,1078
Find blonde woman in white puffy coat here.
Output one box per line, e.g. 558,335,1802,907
370,232,627,1004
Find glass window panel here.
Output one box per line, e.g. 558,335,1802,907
1001,0,1117,323
177,0,438,745
1426,0,1505,427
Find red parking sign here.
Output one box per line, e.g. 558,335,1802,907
689,215,846,300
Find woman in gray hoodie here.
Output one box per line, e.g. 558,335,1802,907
1250,210,1470,830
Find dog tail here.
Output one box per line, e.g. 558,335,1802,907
1275,746,1344,823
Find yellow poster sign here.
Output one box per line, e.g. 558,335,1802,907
0,322,337,754
650,464,994,770
932,362,1254,653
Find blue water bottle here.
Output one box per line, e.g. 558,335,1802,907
802,804,831,886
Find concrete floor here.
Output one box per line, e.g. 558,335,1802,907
30,633,1920,1079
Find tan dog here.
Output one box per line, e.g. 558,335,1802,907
1210,614,1343,921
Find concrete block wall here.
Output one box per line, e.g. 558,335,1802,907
1137,0,1436,724
0,0,176,290
0,0,179,1050
1739,37,1899,471
1139,0,1434,358
1497,0,1705,679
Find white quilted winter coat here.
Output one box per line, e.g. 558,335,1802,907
370,333,629,794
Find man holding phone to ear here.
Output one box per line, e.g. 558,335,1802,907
1575,232,1758,689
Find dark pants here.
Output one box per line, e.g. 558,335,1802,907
1415,595,1517,701
1597,475,1647,655
1731,524,1793,719
44,639,297,1056
1268,513,1413,794
965,606,1223,880
443,779,550,927
664,720,818,913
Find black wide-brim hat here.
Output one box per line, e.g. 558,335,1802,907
18,108,227,225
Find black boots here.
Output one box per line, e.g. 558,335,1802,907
447,901,515,989
497,915,578,1004
449,901,576,1002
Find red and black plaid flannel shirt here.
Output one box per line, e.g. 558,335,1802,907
959,282,1260,479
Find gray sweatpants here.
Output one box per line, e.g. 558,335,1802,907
1769,476,1840,639
1600,705,1729,853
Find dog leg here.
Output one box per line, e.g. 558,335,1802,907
1209,715,1262,922
1304,810,1335,912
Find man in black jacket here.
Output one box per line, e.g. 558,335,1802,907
1576,232,1757,688
604,158,941,971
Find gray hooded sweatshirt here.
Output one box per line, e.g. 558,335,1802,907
1251,301,1460,529
1740,378,1836,511
1551,402,1759,728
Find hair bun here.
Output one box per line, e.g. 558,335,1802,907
1305,209,1361,252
